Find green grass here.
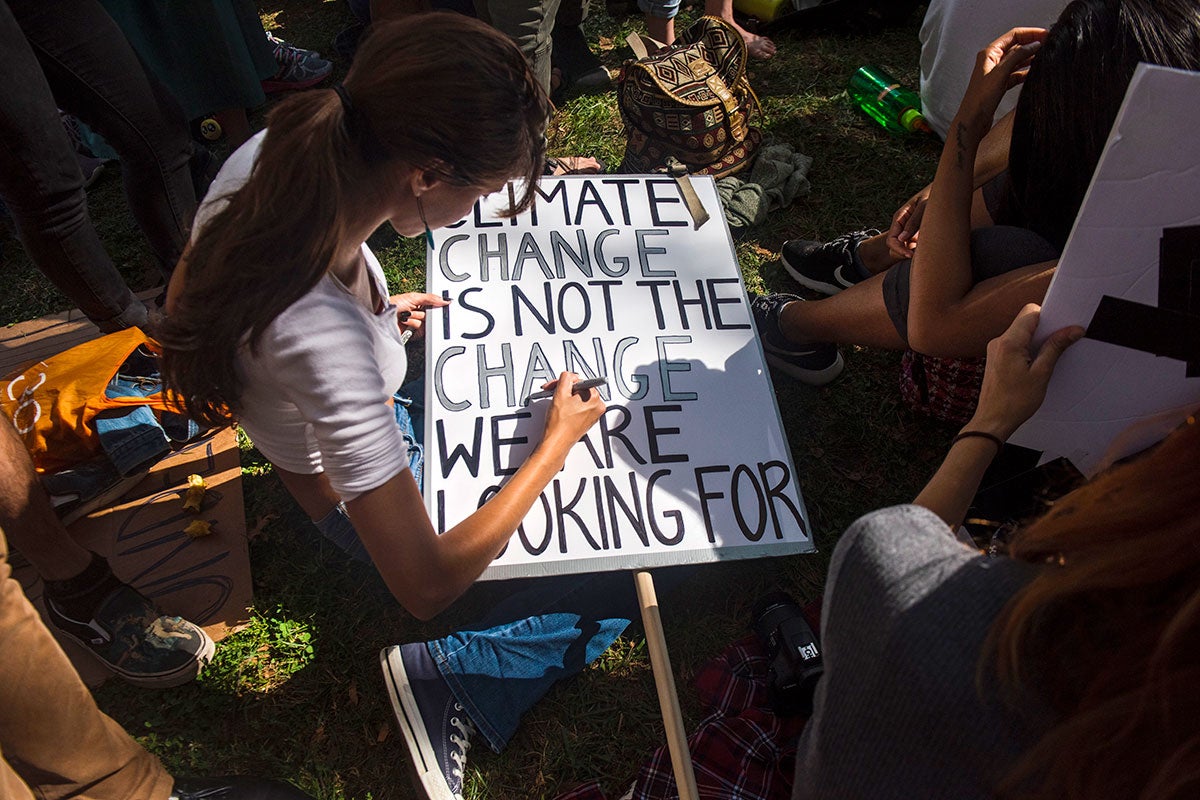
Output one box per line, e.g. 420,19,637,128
0,3,959,798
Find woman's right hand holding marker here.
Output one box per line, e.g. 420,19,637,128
539,372,606,459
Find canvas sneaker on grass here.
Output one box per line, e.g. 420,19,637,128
779,229,880,295
43,554,214,688
262,31,333,93
381,644,475,800
750,293,844,386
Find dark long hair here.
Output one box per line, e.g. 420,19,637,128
158,13,549,426
988,416,1200,799
1006,0,1200,250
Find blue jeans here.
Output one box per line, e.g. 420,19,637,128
638,0,680,19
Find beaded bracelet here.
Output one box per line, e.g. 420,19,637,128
951,430,1005,452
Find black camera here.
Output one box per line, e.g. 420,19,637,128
751,591,824,716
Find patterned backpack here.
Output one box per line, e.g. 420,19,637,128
617,16,762,178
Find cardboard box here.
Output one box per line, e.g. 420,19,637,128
14,427,251,686
4,306,251,686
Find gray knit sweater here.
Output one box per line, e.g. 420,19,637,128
793,505,1053,799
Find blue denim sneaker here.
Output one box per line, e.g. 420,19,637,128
749,293,844,386
381,644,475,800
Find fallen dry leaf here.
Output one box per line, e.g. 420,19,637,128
348,680,359,706
182,474,207,512
247,513,277,541
376,724,390,743
183,519,213,538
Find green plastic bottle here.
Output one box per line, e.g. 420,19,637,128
847,65,933,136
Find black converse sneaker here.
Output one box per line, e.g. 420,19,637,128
381,644,476,800
749,293,844,385
43,553,214,688
779,229,880,295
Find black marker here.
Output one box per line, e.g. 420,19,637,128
522,377,607,405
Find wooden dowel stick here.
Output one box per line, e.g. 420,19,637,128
634,570,699,800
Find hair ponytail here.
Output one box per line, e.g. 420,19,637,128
158,89,360,425
159,13,549,426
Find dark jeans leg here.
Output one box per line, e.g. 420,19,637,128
3,0,195,307
0,3,147,331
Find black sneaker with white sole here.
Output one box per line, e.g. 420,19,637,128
43,553,215,688
749,293,844,385
381,644,476,800
779,229,880,295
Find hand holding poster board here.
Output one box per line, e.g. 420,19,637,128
424,175,814,580
1011,64,1200,475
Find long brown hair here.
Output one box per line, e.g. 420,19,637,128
1006,0,1200,250
158,13,549,426
988,415,1200,799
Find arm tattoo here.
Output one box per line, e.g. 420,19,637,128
955,121,969,170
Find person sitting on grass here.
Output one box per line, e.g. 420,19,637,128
752,0,1200,386
156,15,698,800
793,304,1200,799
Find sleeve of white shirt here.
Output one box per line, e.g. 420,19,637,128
257,298,410,502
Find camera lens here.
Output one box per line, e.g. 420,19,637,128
751,591,823,716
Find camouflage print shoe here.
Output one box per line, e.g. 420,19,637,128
43,554,214,688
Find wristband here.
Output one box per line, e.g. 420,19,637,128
951,430,1005,452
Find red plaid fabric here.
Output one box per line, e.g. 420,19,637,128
899,350,986,425
555,636,809,800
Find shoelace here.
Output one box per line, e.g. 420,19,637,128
266,31,310,67
447,704,475,779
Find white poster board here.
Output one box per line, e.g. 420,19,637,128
424,175,813,580
1011,64,1200,475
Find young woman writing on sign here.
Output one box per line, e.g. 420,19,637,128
157,15,671,800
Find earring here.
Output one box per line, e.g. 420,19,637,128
415,194,435,250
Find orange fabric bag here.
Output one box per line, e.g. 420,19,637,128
1,327,184,473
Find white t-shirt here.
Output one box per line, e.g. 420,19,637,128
192,132,410,501
919,0,1069,139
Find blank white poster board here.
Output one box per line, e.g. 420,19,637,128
1012,64,1200,475
424,175,813,580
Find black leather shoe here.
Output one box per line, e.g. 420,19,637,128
170,776,314,800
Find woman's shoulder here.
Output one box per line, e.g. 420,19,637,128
834,504,971,571
193,132,268,238
252,277,374,352
827,504,1036,616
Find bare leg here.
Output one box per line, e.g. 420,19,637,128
645,14,674,46
779,273,907,350
0,420,90,582
704,0,774,59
